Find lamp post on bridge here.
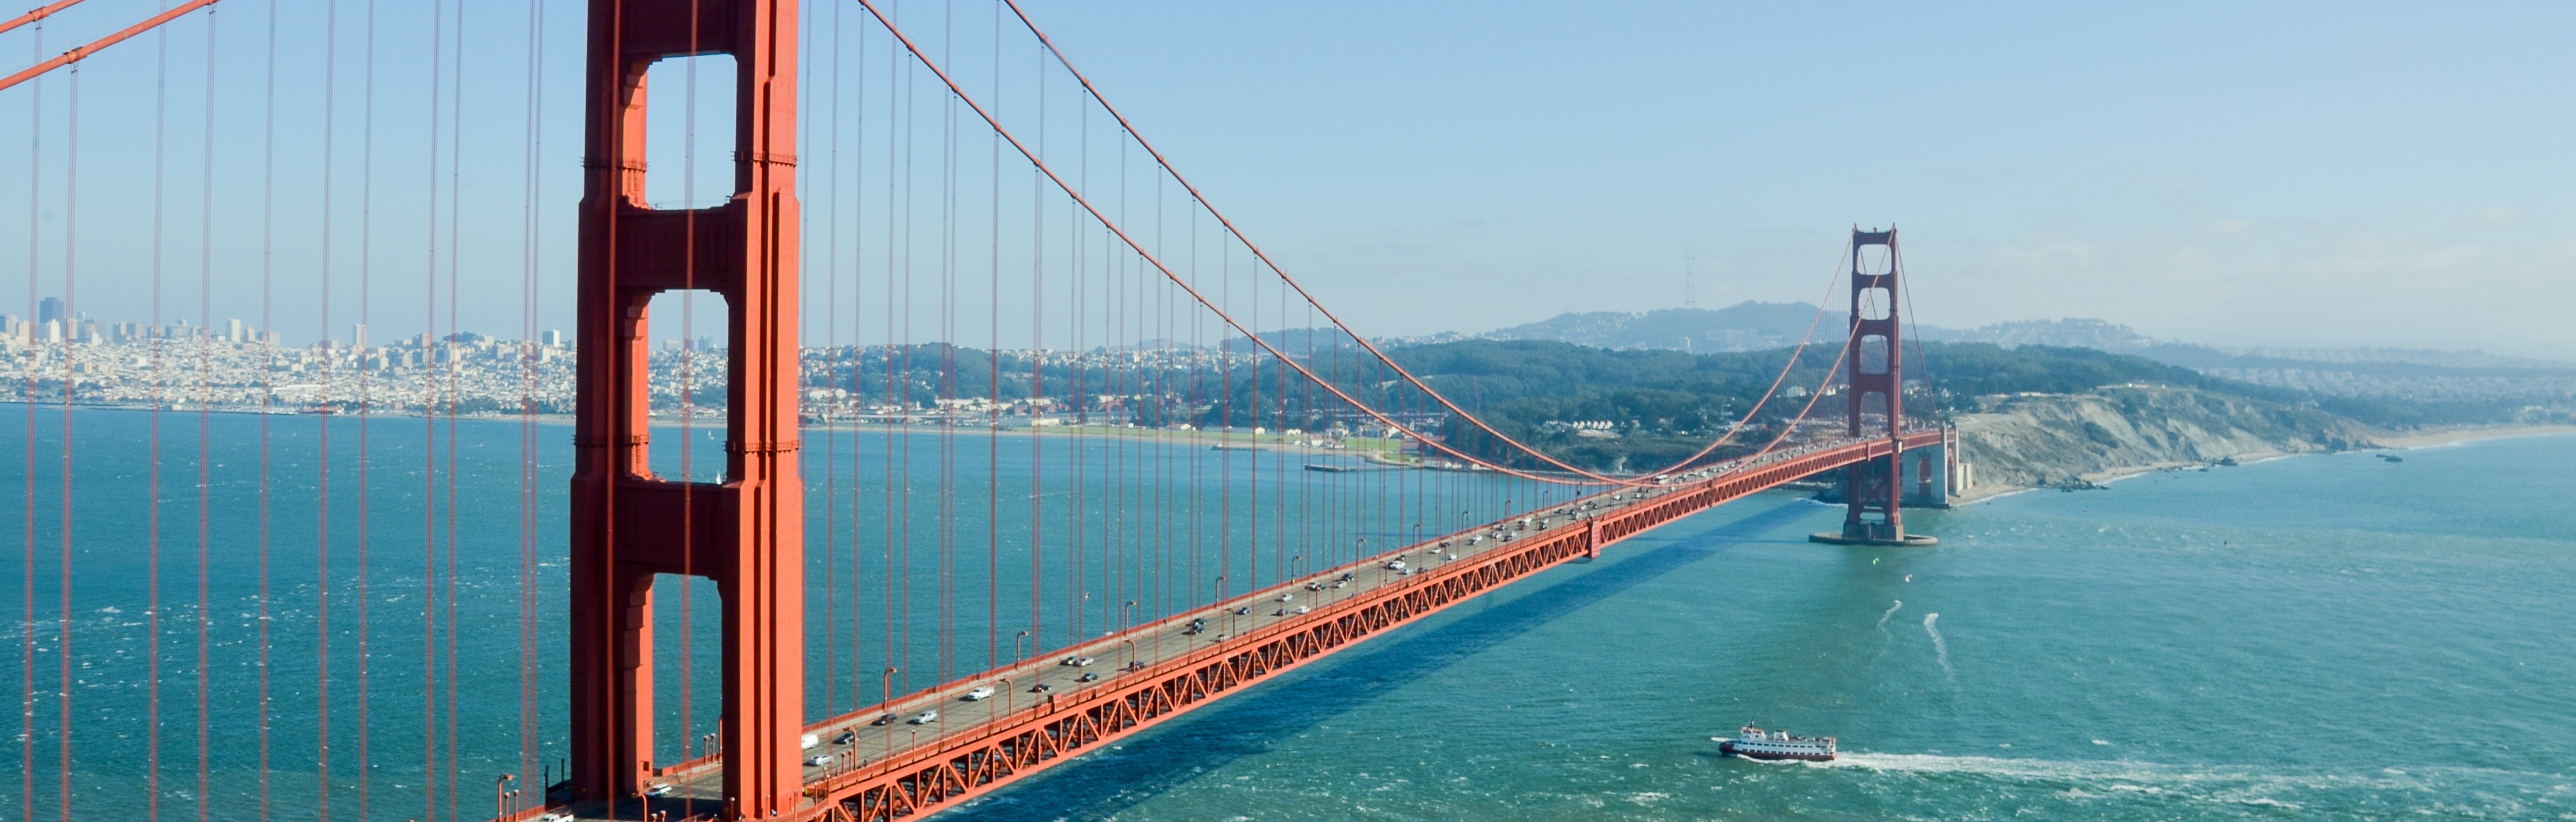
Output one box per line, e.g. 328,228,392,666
880,665,902,759
1215,575,1231,637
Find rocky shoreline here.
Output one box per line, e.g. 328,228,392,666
1947,387,2573,501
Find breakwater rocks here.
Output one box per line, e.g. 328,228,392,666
1955,386,2378,492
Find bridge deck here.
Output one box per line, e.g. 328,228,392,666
529,431,1941,822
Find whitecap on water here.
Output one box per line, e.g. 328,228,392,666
1923,612,1952,678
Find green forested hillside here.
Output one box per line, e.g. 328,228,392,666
1250,339,2377,472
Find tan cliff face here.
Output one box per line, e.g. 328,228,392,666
1952,386,2379,491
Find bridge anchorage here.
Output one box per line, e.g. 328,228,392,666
1810,227,1942,547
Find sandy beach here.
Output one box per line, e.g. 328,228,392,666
2370,424,2576,448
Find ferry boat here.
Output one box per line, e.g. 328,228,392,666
1714,724,1836,761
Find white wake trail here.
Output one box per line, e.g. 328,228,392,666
1924,612,1952,678
1876,599,1903,638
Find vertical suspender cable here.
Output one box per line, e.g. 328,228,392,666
818,0,840,718
891,0,911,695
441,4,468,814
1025,42,1041,657
421,2,447,814
18,24,42,822
860,11,881,721
985,1,1000,674
938,0,956,688
354,1,379,813
256,0,277,814
313,1,337,814
1069,86,1083,645
55,62,78,822
680,0,704,772
515,0,545,788
194,9,219,820
148,13,170,821
685,0,705,778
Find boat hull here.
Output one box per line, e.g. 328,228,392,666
1718,740,1835,762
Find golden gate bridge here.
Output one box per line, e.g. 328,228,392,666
2,2,1952,820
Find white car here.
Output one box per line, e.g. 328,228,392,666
643,782,675,797
909,710,940,724
962,686,996,701
805,753,835,766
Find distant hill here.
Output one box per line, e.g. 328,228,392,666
1480,302,1846,353
1463,304,2576,420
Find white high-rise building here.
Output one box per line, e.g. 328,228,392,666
352,323,368,351
226,318,245,342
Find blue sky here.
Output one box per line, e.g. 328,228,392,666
5,1,2571,356
1015,1,2574,355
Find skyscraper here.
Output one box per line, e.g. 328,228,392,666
38,297,64,326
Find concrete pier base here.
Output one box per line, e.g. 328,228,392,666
1809,531,1939,546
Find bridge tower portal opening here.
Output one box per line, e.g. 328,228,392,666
1812,227,1939,547
567,0,804,818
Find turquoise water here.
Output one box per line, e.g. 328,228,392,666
3,407,2571,820
0,406,1544,820
951,435,2576,821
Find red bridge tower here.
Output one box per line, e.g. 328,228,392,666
567,0,804,818
1812,227,1938,547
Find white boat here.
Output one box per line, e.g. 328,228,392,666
1714,724,1835,761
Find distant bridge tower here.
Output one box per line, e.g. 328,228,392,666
1812,227,1938,546
566,0,805,818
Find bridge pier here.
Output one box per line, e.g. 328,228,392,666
1811,227,1938,547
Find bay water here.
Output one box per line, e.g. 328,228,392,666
952,434,2576,821
3,407,2571,820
